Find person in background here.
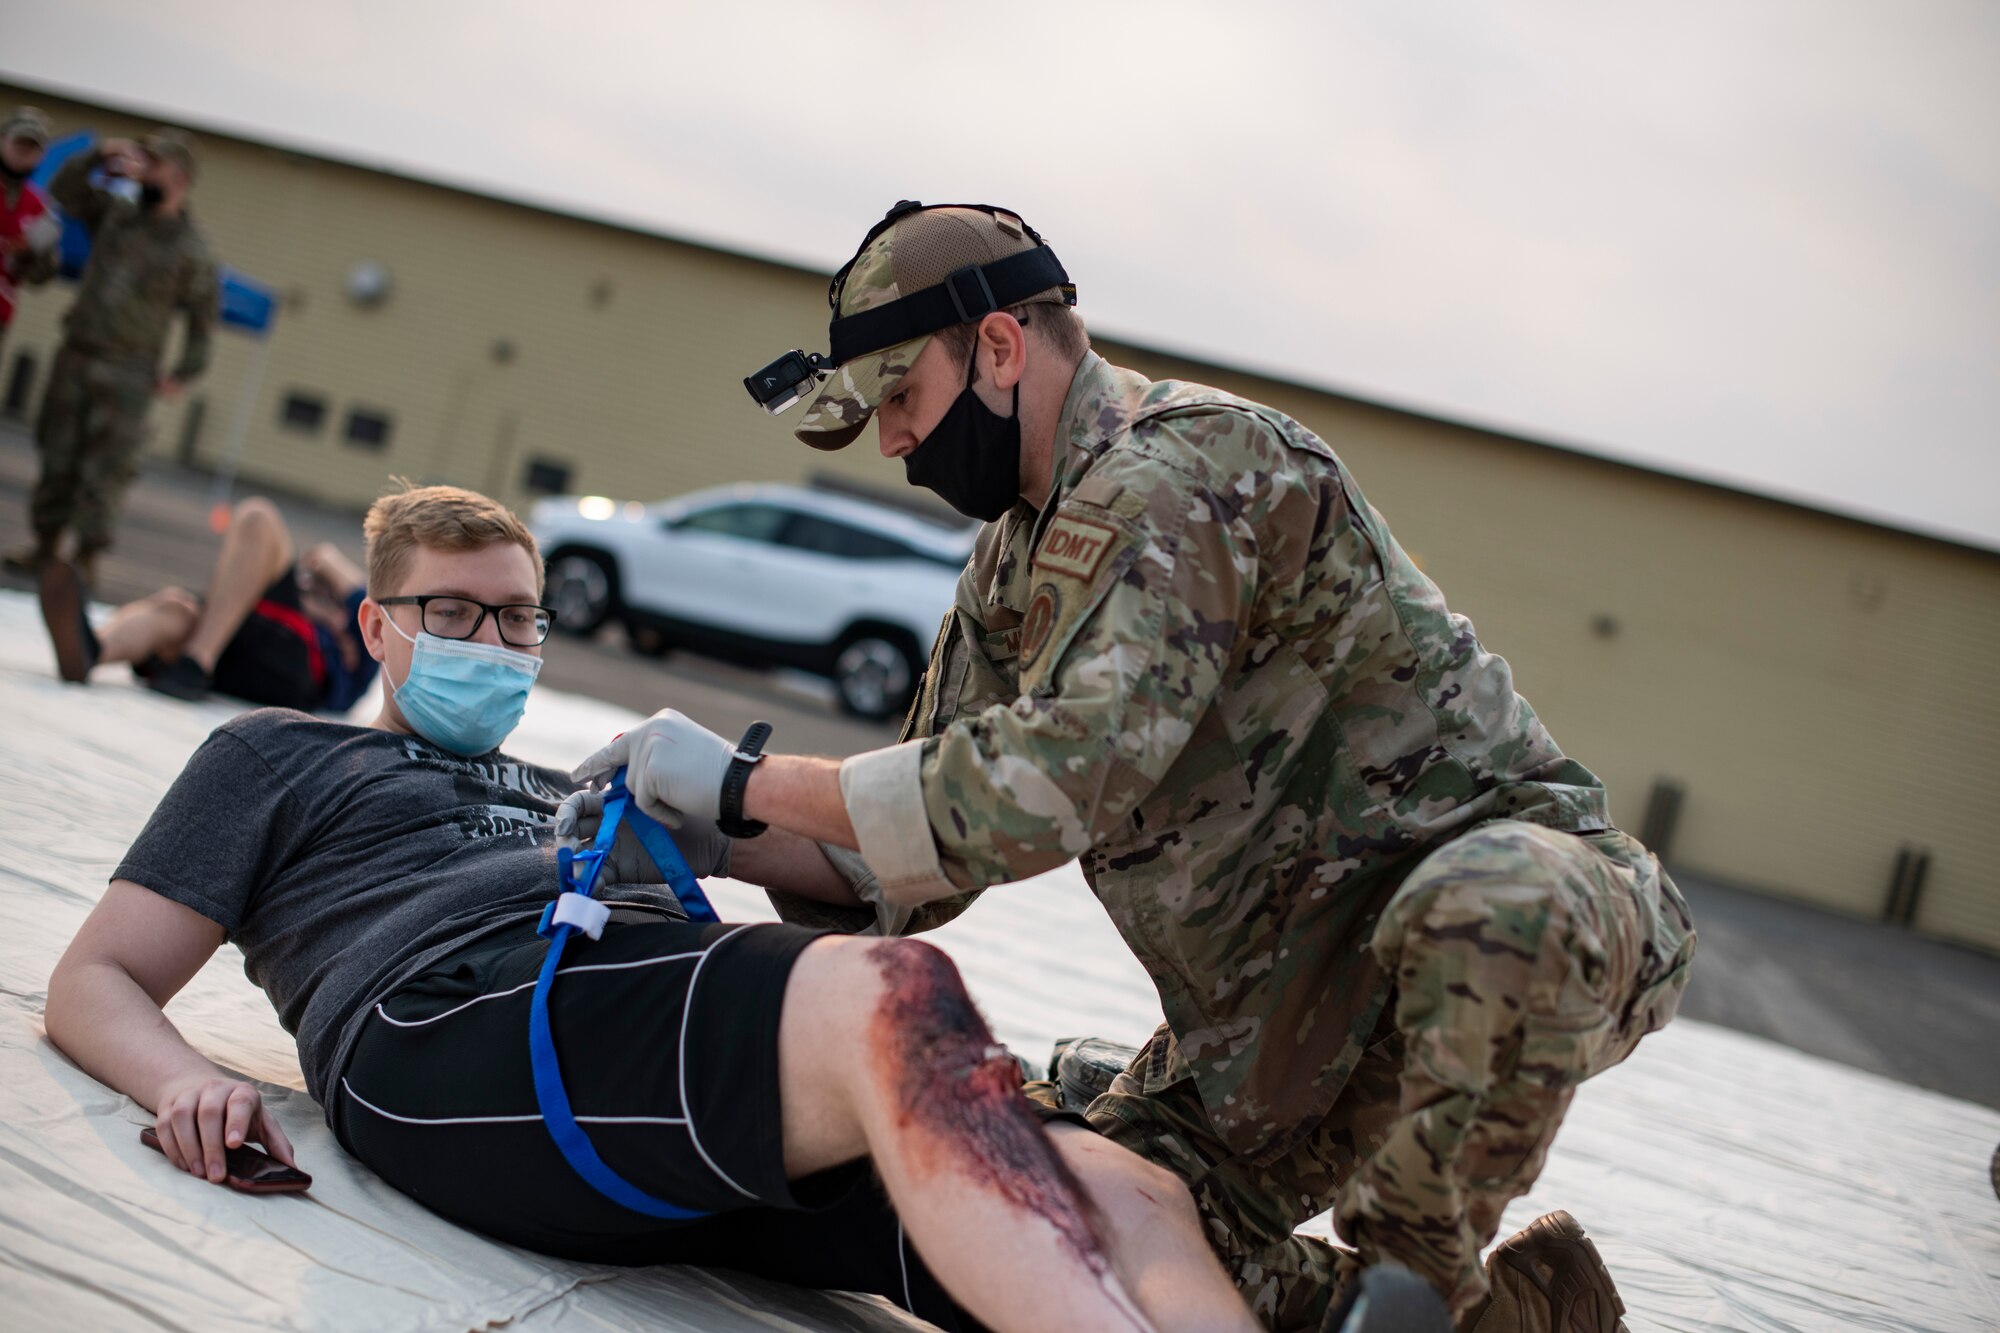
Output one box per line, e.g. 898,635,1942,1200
5,127,217,585
37,495,377,712
0,106,61,361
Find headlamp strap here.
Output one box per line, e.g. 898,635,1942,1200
828,246,1073,367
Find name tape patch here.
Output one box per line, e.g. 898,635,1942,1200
1034,514,1120,582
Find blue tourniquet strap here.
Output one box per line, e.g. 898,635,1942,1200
528,766,718,1219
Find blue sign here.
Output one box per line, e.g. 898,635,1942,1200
219,269,277,335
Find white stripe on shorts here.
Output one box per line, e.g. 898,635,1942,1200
677,925,761,1201
371,949,711,1029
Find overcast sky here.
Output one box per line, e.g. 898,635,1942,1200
9,1,1998,549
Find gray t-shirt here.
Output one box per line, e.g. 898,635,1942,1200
114,709,688,1107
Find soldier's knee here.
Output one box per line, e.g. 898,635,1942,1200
1372,822,1577,964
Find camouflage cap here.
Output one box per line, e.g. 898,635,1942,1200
143,128,198,180
2,106,52,145
796,205,1071,451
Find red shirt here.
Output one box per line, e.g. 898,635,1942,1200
0,179,53,326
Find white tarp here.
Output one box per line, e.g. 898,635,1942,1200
0,589,1994,1332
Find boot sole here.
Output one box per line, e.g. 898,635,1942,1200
1496,1210,1628,1332
38,562,93,683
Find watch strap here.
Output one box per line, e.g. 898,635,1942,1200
718,721,773,838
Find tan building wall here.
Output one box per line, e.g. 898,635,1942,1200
5,81,1997,952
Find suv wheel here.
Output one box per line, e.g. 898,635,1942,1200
833,632,917,720
545,551,617,635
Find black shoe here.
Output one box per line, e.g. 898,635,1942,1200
1321,1264,1452,1333
133,654,168,680
1048,1036,1140,1110
38,560,99,683
147,655,213,701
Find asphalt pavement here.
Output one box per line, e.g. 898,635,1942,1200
4,420,1996,1111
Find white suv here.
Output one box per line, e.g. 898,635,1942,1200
530,483,976,719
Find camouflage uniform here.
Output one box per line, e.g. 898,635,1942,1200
798,351,1696,1327
28,137,216,561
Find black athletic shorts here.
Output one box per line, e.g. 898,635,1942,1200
212,565,320,711
331,914,974,1330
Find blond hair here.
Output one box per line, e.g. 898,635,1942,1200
363,482,543,598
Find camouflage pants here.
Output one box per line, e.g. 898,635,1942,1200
1081,822,1695,1331
30,343,155,557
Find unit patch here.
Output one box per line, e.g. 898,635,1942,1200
1020,583,1060,669
1034,514,1119,582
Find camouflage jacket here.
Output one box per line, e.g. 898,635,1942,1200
833,352,1611,1164
48,150,217,380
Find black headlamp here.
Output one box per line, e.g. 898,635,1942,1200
741,200,1075,416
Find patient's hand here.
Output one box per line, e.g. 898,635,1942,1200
152,1072,297,1185
300,543,364,601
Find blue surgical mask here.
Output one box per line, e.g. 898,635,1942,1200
383,614,542,756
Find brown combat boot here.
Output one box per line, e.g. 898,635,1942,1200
38,560,100,683
1459,1211,1628,1333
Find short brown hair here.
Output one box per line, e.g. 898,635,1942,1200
936,302,1089,367
363,482,542,598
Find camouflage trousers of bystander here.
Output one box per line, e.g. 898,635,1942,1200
29,342,155,562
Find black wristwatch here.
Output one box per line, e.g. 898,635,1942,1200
718,721,773,838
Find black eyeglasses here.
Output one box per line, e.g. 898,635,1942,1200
378,595,557,647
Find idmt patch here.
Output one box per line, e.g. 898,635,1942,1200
1034,514,1118,582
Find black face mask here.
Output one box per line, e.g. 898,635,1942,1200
903,348,1022,523
140,183,166,211
0,160,26,185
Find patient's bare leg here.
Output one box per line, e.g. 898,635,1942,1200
182,498,296,673
776,936,1255,1333
96,588,200,666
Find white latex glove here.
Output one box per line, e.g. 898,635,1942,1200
554,787,733,881
571,709,737,828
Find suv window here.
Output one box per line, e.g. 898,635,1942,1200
779,514,912,561
675,504,790,544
